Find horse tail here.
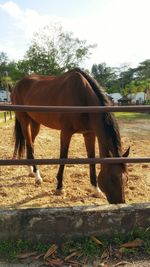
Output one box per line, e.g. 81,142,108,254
13,117,25,159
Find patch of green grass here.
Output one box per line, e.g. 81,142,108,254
1,228,149,261
61,237,102,259
0,239,49,261
0,112,14,126
0,112,5,120
58,228,150,259
115,112,150,120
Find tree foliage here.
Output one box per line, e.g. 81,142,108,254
20,24,96,75
91,60,150,98
0,52,8,77
91,63,117,93
1,21,150,100
135,59,150,80
0,51,27,89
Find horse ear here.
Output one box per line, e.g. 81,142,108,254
122,147,130,157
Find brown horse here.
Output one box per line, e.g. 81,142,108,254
11,68,130,204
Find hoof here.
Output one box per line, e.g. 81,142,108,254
28,166,34,177
28,172,35,178
55,189,64,196
35,170,42,185
92,186,106,199
94,191,106,199
35,177,43,186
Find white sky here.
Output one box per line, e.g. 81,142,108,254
0,0,150,70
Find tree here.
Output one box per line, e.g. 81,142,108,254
21,24,96,75
0,52,22,88
121,60,150,96
7,61,25,81
0,52,8,65
124,81,137,96
117,67,136,95
0,52,8,79
135,59,150,80
0,52,11,88
91,63,117,93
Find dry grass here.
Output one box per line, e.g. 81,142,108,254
0,118,150,209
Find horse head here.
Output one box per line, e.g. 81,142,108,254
98,147,130,204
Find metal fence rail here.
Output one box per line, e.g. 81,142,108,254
0,104,150,113
0,157,150,166
0,104,150,166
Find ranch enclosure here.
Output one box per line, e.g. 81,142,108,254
0,112,150,209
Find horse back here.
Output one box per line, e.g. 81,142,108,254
11,71,101,131
11,71,100,107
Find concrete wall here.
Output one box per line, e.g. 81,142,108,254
0,203,150,243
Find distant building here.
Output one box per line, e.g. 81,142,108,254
109,91,148,105
0,89,10,102
128,92,146,104
135,92,146,104
127,93,136,103
108,93,122,105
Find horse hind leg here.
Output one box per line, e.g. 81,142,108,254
83,132,105,198
25,119,42,185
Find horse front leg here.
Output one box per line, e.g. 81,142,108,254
56,130,72,194
83,132,104,198
26,121,42,185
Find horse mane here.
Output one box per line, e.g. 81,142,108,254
73,68,122,157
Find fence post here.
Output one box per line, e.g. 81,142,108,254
4,112,6,122
10,111,12,120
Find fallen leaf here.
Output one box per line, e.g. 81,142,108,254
45,258,64,266
64,251,80,261
17,251,37,259
44,244,58,259
65,259,82,266
120,238,144,248
98,263,110,267
33,253,45,260
101,249,109,260
113,261,131,267
91,235,103,245
108,244,113,256
113,248,123,259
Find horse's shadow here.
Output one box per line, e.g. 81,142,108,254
1,189,101,209
9,191,50,209
0,175,33,187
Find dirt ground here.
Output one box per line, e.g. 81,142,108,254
0,116,150,209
